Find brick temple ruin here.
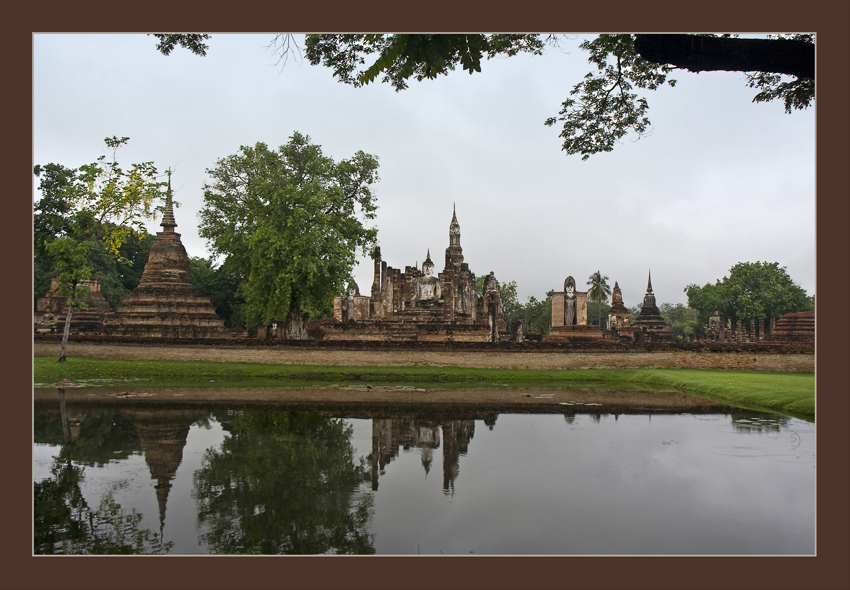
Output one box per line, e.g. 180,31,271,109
103,178,227,339
544,275,603,342
34,276,112,334
309,207,511,342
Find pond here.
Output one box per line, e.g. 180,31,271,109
33,390,815,555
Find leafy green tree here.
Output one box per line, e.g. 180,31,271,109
155,34,814,159
193,409,375,554
586,271,611,328
659,302,699,339
188,256,246,329
34,138,165,309
586,301,612,327
685,261,812,329
505,291,553,335
45,237,91,362
199,133,379,337
303,34,813,159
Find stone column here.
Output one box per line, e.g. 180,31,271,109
758,317,765,341
750,319,755,342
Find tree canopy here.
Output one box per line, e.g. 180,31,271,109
685,261,812,328
199,133,379,336
154,33,814,159
586,271,611,327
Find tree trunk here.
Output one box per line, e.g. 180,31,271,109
58,303,74,362
634,34,814,80
283,307,309,340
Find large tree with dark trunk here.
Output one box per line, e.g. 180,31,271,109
199,132,379,338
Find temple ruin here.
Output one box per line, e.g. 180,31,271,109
103,177,227,339
313,207,510,342
34,276,112,334
769,311,815,341
544,275,603,341
632,271,676,342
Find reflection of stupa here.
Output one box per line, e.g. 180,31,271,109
104,176,226,338
122,408,205,533
441,421,475,496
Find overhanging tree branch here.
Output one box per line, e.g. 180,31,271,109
633,34,814,80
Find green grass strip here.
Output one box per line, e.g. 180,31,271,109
34,357,813,421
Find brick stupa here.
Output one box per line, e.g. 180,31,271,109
633,271,675,342
104,177,226,338
770,311,814,341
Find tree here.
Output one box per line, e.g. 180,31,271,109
475,276,521,324
45,237,92,362
659,302,699,339
34,138,166,308
685,261,812,329
154,34,814,159
199,133,379,337
188,256,246,329
586,271,611,328
300,34,814,159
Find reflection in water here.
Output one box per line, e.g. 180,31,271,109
193,410,374,554
33,394,814,555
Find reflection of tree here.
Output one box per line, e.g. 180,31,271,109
34,454,171,554
34,408,142,465
731,411,790,433
193,409,374,554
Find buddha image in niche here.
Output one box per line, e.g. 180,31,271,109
564,276,577,326
413,251,441,302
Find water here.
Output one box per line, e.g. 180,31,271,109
33,392,815,555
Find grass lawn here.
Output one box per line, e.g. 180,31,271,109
34,357,814,421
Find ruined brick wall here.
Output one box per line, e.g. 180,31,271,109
551,292,564,328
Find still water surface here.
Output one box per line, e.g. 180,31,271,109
33,392,814,555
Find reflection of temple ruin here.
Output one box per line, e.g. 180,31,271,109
36,402,204,535
34,276,112,334
104,178,227,338
313,208,512,342
370,417,475,495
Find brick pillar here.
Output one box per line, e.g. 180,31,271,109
758,317,765,340
737,319,744,343
750,319,755,342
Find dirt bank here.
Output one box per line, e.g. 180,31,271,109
34,384,734,411
33,341,814,371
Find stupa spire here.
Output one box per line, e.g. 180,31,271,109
160,171,177,232
646,270,653,293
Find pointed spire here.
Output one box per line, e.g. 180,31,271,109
646,270,653,293
450,203,459,228
161,170,177,232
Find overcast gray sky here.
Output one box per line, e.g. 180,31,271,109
33,34,815,307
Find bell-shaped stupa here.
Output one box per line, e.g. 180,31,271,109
105,174,226,338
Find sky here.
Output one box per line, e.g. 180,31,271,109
32,34,815,307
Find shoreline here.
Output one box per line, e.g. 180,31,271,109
33,341,815,372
